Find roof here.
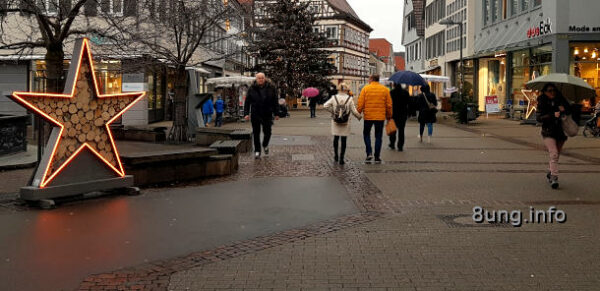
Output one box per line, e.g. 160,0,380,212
394,55,405,71
327,0,372,32
369,39,393,63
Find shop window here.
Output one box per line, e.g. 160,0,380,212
521,0,529,11
570,43,600,111
511,47,552,110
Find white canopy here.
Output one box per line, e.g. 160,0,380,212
206,76,255,87
420,74,450,83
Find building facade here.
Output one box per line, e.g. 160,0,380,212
369,38,396,78
402,0,426,74
0,0,247,125
473,0,600,114
251,0,372,95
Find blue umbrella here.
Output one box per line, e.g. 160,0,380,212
388,71,428,86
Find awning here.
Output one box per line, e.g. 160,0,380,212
206,76,255,87
186,67,211,74
420,74,450,83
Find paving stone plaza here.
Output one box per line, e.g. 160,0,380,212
1,112,599,290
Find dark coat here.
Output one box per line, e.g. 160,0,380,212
391,87,410,119
417,92,438,124
536,93,571,140
244,81,279,120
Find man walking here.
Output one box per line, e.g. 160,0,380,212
214,94,225,127
244,73,279,159
357,74,393,163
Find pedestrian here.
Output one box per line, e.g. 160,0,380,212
536,83,571,189
324,83,361,165
214,94,225,127
388,83,410,151
417,84,438,143
244,73,279,159
357,74,393,163
309,95,318,118
202,96,214,127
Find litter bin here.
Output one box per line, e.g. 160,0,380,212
466,103,478,121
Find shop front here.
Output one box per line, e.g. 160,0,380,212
570,42,600,113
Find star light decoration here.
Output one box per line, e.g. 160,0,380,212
522,89,538,119
11,38,145,188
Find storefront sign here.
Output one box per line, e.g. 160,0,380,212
429,59,438,68
485,96,500,113
569,25,600,33
527,18,552,39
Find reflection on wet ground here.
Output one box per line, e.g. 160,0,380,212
0,177,356,291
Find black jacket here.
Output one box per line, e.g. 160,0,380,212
244,81,279,120
391,87,410,119
536,93,571,140
417,92,438,124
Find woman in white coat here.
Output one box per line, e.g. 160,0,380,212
324,83,362,165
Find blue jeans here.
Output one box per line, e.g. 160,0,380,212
363,120,385,158
419,122,434,136
203,114,212,126
215,112,223,127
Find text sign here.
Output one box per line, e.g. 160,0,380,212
485,96,500,113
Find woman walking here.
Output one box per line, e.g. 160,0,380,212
389,84,410,151
417,84,438,143
536,83,571,189
324,83,361,165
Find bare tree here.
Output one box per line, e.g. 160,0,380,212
103,0,242,142
0,0,113,93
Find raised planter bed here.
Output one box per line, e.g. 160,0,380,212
196,128,252,153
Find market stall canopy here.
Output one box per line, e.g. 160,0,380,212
206,76,255,87
420,74,450,83
526,73,595,102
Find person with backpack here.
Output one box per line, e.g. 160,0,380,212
324,83,361,165
202,97,214,127
214,95,225,127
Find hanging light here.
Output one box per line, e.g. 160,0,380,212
593,52,597,59
574,49,580,55
584,48,589,53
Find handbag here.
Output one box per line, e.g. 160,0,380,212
386,119,397,136
561,114,579,137
422,94,438,113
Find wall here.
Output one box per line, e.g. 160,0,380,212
0,63,28,116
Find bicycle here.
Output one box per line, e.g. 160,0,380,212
582,110,600,137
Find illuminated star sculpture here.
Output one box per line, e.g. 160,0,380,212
11,38,145,191
522,89,538,119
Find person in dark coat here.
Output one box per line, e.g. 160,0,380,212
417,84,438,143
536,83,571,189
388,84,410,151
309,95,318,118
244,73,279,159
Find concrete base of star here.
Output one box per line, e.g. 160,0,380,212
20,175,134,205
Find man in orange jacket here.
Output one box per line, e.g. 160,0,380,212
357,74,393,163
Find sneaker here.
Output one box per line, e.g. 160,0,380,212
365,155,373,162
550,175,559,189
546,172,552,183
334,155,339,162
418,134,423,143
264,147,269,156
254,152,261,159
374,157,382,163
339,158,345,165
388,144,395,150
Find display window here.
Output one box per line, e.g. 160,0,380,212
510,46,552,110
570,43,600,112
478,57,506,111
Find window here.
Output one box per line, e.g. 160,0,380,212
534,0,541,6
491,0,498,23
483,0,490,25
38,0,58,15
325,26,338,41
101,0,124,15
521,0,529,11
510,0,518,15
313,27,320,34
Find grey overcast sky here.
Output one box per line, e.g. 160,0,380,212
347,0,405,52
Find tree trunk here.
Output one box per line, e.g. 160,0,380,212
167,67,188,143
45,42,65,94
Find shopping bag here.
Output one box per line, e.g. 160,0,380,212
386,119,397,136
561,114,578,137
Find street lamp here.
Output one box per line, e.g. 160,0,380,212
439,18,464,102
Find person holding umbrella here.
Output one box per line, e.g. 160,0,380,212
388,83,410,151
535,83,571,189
302,87,320,118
